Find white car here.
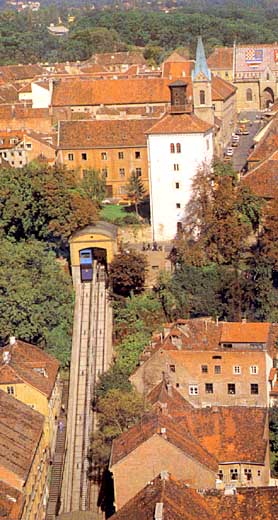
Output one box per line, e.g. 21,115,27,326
225,147,234,156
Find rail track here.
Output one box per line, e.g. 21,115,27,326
62,262,109,513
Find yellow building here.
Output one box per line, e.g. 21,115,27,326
57,118,155,198
0,389,48,520
0,338,61,455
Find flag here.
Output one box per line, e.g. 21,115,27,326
245,48,263,63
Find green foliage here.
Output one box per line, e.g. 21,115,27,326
79,169,106,208
269,407,278,477
89,388,146,471
109,249,147,297
0,163,98,248
0,239,73,365
126,171,146,216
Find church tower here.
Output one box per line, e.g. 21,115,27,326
192,37,214,126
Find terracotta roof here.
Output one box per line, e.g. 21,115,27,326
206,486,278,519
248,133,278,163
0,339,60,398
164,52,189,63
80,64,108,74
241,159,278,199
220,322,270,343
0,481,24,520
0,131,23,149
146,112,213,134
207,47,233,70
149,381,268,464
58,118,156,149
0,103,50,119
111,474,215,520
0,64,44,82
0,389,44,483
52,77,171,106
92,51,147,67
0,84,18,104
211,75,236,101
110,413,218,472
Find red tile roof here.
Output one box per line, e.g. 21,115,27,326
110,412,218,471
0,64,44,82
207,47,233,70
241,159,278,199
92,51,147,67
149,381,268,465
0,481,24,520
221,322,270,343
58,118,156,149
111,474,215,520
211,75,236,101
146,112,213,134
0,339,60,398
206,486,278,519
0,389,44,482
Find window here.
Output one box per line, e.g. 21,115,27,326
266,72,270,81
230,468,238,480
176,383,180,388
175,182,180,189
206,139,210,150
214,365,221,374
201,365,208,373
225,72,229,78
251,383,259,394
233,366,241,375
205,383,213,394
176,143,181,153
136,167,142,177
174,164,179,171
200,89,206,105
118,151,124,159
257,470,261,476
244,469,252,481
19,161,22,165
26,143,32,149
101,168,108,177
119,168,125,178
176,203,181,209
170,143,175,153
189,385,198,395
7,386,14,395
228,383,236,395
246,88,253,101
18,151,22,157
177,221,182,232
10,151,14,157
101,152,107,160
68,153,74,161
81,153,87,161
135,151,141,159
218,470,224,481
250,365,258,374
169,364,176,373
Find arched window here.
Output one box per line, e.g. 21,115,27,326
246,88,253,101
266,72,270,81
176,143,181,153
170,143,175,153
200,90,206,105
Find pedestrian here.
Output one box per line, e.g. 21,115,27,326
59,421,64,432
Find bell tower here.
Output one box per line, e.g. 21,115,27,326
192,36,214,125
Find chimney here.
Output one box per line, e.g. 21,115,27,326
160,470,169,480
2,351,11,364
154,502,163,520
166,383,172,397
9,336,16,345
242,317,247,323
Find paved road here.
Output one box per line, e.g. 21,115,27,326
232,111,265,172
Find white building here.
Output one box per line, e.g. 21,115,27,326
147,82,213,241
147,38,215,242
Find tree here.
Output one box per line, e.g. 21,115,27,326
269,407,278,477
0,239,73,365
126,171,146,216
0,164,99,248
79,169,107,208
89,389,146,472
109,250,147,297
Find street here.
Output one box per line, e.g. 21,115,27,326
232,111,264,172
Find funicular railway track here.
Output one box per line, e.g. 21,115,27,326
63,261,108,512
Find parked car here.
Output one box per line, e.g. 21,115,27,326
225,147,234,156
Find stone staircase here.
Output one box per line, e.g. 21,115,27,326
46,381,69,520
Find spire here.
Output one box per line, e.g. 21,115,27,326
192,36,211,81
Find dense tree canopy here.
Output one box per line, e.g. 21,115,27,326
109,249,147,297
0,239,73,365
0,163,98,249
